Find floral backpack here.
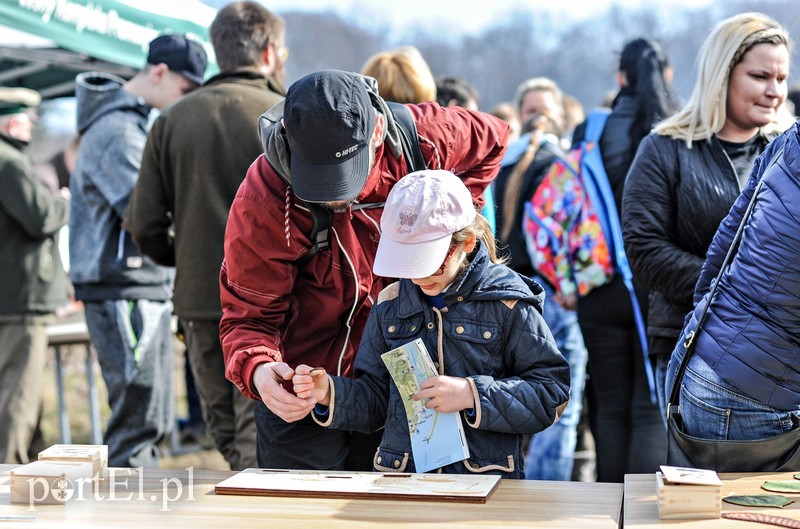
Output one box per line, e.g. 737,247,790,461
522,110,614,298
522,109,655,401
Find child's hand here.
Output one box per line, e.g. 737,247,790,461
292,365,331,406
413,376,474,413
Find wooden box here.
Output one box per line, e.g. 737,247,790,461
10,460,95,505
38,444,108,477
656,470,722,519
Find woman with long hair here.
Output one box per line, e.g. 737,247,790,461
622,13,792,417
574,37,676,483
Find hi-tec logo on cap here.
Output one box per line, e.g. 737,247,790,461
335,144,359,158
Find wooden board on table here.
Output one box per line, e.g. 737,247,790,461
214,468,501,503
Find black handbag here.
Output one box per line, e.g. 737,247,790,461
666,169,800,472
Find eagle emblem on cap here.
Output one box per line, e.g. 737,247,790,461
399,212,417,227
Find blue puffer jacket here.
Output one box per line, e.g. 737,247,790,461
315,242,570,478
686,122,799,410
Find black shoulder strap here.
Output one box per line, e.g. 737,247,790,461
305,204,332,258
386,101,426,172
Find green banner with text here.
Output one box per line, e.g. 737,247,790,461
0,0,217,75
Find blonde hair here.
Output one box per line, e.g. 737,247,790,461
361,46,436,104
452,212,507,267
655,12,791,145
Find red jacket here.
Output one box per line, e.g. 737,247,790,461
220,102,509,400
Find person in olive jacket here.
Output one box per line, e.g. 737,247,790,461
0,87,69,464
622,13,793,416
125,2,288,470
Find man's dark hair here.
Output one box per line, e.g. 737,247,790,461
435,76,479,108
210,1,284,71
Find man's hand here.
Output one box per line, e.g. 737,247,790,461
252,362,315,422
292,365,331,406
413,376,474,413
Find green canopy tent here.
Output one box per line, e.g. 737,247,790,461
0,0,218,98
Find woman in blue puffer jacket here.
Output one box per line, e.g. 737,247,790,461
292,169,570,478
665,120,800,441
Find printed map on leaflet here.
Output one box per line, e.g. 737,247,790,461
381,338,470,473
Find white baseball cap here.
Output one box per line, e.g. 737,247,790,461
374,169,477,278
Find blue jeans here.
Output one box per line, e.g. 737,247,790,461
666,336,799,441
525,280,587,481
649,336,676,425
85,299,174,467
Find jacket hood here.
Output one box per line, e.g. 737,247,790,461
75,72,149,134
396,241,545,318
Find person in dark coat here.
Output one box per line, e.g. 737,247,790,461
70,34,206,468
622,12,792,418
573,38,677,483
125,2,287,470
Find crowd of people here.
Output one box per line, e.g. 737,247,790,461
2,2,800,483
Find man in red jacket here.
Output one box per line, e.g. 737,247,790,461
220,69,509,470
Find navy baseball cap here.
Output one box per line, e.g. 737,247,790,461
147,34,207,86
283,70,377,203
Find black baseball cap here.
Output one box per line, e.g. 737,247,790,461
283,70,377,203
147,34,207,86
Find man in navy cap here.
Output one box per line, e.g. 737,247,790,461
0,87,70,464
220,69,510,470
69,34,206,467
126,2,288,471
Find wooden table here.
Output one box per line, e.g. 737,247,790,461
625,472,800,527
0,466,622,528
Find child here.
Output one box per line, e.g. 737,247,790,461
293,169,569,478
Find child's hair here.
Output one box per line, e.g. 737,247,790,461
499,112,559,243
452,211,508,268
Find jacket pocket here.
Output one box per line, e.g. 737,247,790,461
383,316,425,342
462,454,515,474
373,446,410,472
447,319,501,346
447,319,502,371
